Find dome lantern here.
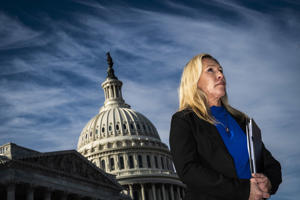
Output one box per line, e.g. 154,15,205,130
100,52,130,112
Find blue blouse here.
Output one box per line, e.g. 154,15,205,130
210,106,251,179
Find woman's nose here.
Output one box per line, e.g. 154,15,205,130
217,71,224,80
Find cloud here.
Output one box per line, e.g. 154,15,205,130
0,13,45,50
0,1,299,198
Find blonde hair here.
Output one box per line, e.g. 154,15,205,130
179,53,247,124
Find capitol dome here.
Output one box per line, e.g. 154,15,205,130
77,53,185,200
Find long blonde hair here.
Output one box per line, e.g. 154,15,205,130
179,53,247,124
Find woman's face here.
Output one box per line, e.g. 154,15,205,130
197,58,226,106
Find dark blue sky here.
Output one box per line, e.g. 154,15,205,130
1,0,300,199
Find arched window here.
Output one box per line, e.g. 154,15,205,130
110,157,115,170
129,155,134,169
101,160,106,171
147,155,151,168
161,157,165,169
166,158,170,170
138,155,143,168
154,156,158,168
119,156,124,169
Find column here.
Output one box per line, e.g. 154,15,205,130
142,154,147,169
151,184,157,200
111,85,115,98
176,186,181,200
114,154,118,171
113,85,117,98
133,154,138,168
141,184,145,200
44,189,51,200
105,87,109,99
109,86,113,99
26,186,34,200
7,184,15,200
129,184,133,199
61,192,68,200
170,185,175,200
151,155,155,169
181,187,185,199
124,154,129,170
105,157,109,172
162,184,166,200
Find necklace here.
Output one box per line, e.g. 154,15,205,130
220,123,230,133
219,112,230,134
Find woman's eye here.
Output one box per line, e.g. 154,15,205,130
219,69,223,73
207,68,213,72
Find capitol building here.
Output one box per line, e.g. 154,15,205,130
77,53,185,200
0,53,185,200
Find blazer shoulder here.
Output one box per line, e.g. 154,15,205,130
172,109,195,120
171,109,208,127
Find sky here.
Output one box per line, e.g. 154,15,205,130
0,0,299,199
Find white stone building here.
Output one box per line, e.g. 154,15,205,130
77,53,185,200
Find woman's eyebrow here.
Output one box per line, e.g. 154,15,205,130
206,64,218,68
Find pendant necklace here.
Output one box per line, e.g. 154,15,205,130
220,112,230,134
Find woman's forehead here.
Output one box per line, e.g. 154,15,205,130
202,59,222,68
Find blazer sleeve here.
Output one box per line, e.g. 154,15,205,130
262,143,282,194
169,114,250,200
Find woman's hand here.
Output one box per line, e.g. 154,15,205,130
252,173,272,193
249,178,270,200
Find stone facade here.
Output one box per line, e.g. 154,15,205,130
77,53,185,200
0,143,128,200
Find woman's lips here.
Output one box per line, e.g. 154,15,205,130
216,81,225,86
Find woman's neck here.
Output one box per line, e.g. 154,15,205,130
208,99,221,107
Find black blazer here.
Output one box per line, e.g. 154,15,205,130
169,109,282,200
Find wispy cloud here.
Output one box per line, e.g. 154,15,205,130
0,0,299,198
0,13,45,50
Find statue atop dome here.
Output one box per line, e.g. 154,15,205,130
106,52,117,79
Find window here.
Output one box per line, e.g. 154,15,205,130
129,155,134,169
109,125,112,131
154,156,158,168
171,162,175,171
161,157,165,169
138,155,143,168
166,158,170,170
116,87,119,97
101,160,106,171
123,124,126,129
147,155,151,168
137,124,140,129
119,156,124,169
102,127,105,133
110,157,115,170
116,124,119,130
96,129,98,134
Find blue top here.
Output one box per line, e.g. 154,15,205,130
210,106,251,179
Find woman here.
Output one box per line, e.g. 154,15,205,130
169,54,282,200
